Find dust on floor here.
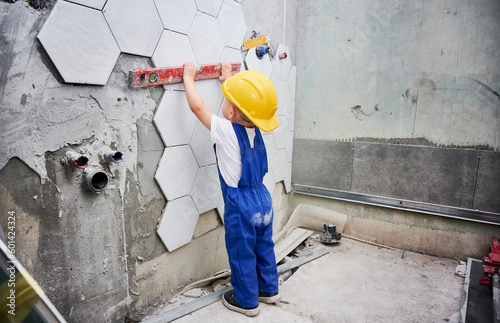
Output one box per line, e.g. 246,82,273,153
149,235,464,323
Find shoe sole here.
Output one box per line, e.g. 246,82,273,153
222,297,260,317
258,292,282,304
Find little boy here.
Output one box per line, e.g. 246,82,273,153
183,62,281,316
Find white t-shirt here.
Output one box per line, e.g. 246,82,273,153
211,114,256,188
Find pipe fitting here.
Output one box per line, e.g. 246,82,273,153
63,151,89,169
104,151,123,163
83,167,109,192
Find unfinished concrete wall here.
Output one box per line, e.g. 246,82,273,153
291,194,499,260
0,2,168,319
0,0,297,321
295,0,500,147
292,0,499,255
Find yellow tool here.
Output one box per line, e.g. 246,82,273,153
242,34,269,51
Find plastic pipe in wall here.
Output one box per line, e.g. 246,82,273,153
104,151,123,163
63,151,89,169
83,167,109,192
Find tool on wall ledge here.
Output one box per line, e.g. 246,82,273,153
256,44,274,60
242,31,269,51
242,31,275,60
128,62,241,88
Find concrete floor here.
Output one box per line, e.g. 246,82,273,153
149,235,464,322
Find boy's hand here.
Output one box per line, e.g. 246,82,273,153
183,62,197,83
219,61,232,82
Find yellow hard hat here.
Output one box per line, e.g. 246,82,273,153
222,70,279,132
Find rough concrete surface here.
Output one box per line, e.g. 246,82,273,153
295,0,500,149
291,194,499,261
0,0,497,321
160,237,463,323
0,0,296,320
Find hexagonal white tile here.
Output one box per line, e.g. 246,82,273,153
155,145,199,201
218,1,246,50
152,30,198,90
284,162,292,193
262,133,277,171
286,131,294,162
288,66,296,100
273,148,288,182
220,47,245,71
154,90,198,147
244,47,273,78
103,0,164,57
37,1,120,85
270,44,291,82
288,99,296,131
154,0,198,35
263,169,276,197
196,79,225,113
277,80,292,116
194,0,224,17
190,121,216,167
157,196,199,252
273,117,289,150
189,12,225,64
66,0,106,10
153,30,198,67
190,164,221,214
216,194,225,223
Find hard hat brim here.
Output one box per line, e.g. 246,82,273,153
253,114,280,133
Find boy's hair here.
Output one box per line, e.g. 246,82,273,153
236,106,253,124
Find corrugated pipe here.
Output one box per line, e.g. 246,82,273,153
83,166,109,192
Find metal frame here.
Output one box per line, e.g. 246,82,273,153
294,184,500,226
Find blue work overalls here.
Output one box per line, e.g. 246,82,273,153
216,124,279,308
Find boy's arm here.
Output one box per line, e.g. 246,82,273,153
183,62,212,130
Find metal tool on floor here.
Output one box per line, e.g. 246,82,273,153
319,223,342,244
479,236,500,322
128,63,241,88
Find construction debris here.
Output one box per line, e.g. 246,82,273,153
143,246,330,323
183,288,204,299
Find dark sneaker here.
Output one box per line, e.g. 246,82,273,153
222,290,260,316
258,290,281,304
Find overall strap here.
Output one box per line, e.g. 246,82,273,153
232,124,268,188
232,123,251,159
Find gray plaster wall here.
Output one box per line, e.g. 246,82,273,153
293,0,500,214
0,2,168,320
0,1,297,321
